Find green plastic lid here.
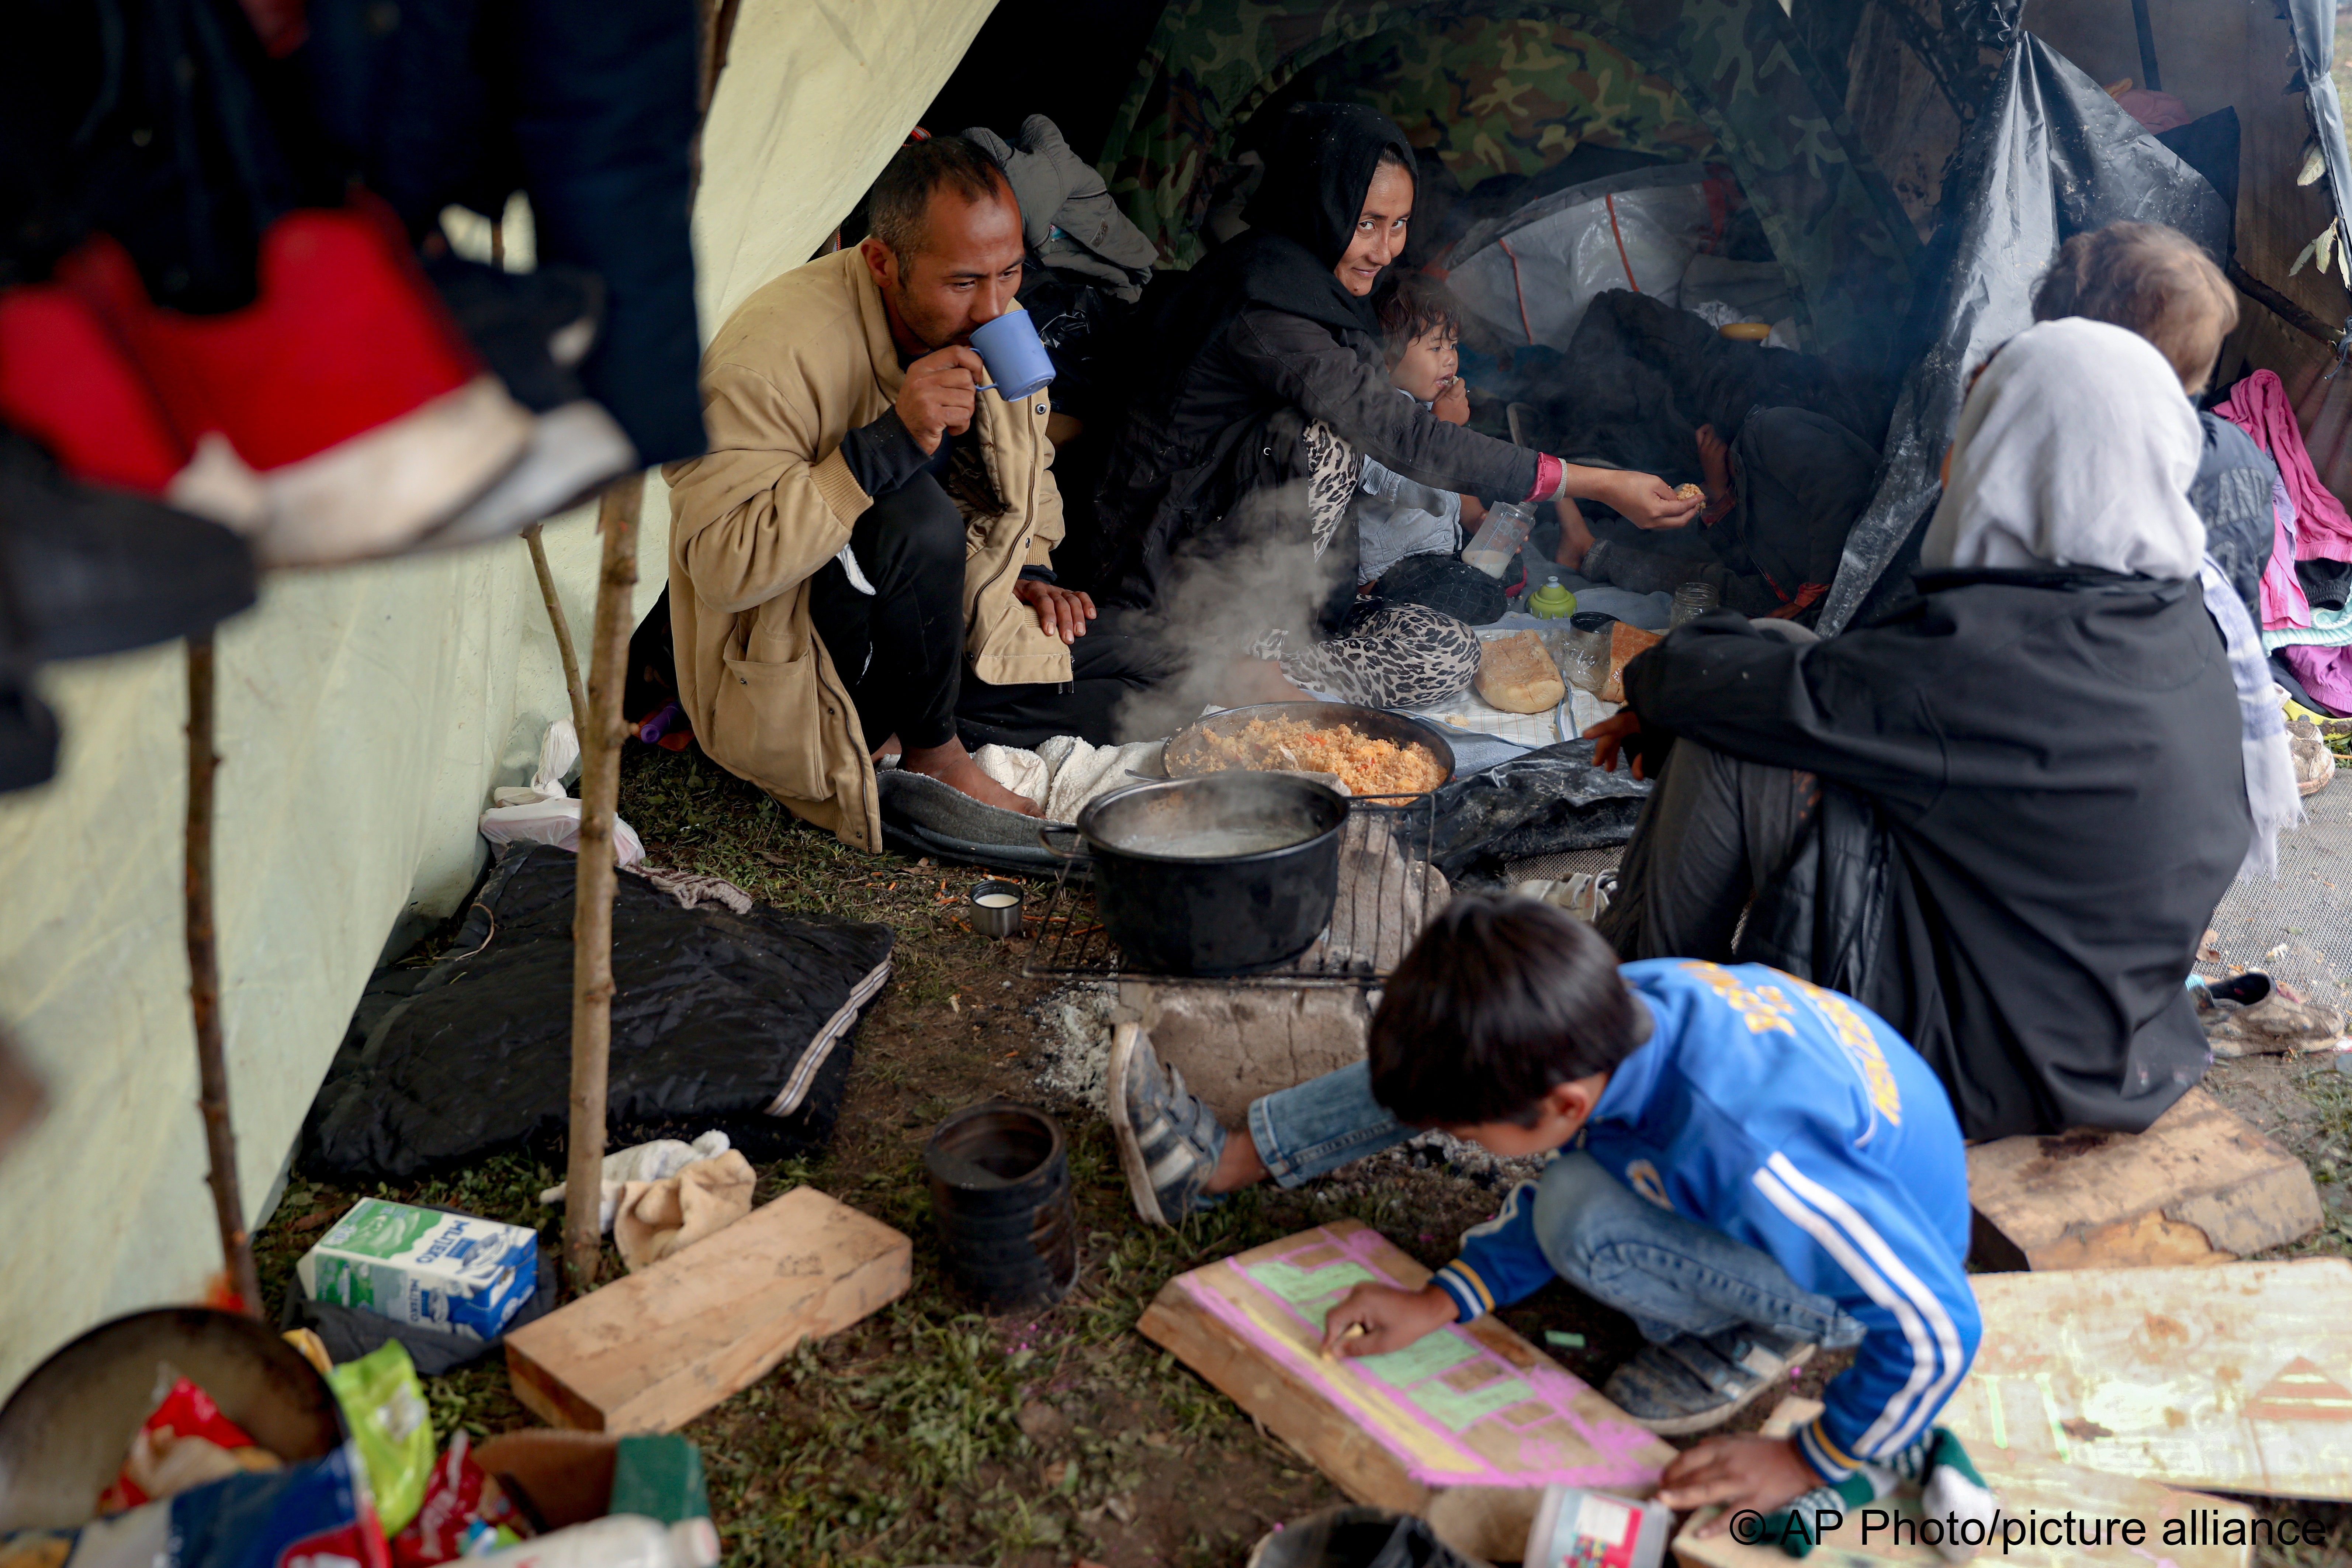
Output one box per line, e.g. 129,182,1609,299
1528,576,1577,618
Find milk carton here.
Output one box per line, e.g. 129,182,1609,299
297,1199,538,1340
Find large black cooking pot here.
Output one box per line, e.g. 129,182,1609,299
1040,772,1348,976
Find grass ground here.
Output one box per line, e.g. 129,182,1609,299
252,741,2352,1568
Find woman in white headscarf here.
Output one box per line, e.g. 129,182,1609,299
1585,318,2250,1140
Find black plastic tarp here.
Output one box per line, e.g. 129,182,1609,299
1426,739,1651,888
1818,35,2234,632
300,844,894,1181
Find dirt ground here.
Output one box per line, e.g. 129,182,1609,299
251,743,2352,1568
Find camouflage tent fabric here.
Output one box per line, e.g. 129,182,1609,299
1288,18,1718,188
1101,0,1923,360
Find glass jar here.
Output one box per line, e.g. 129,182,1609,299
1669,581,1721,629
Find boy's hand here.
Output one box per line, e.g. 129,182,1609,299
1433,376,1472,426
1657,1434,1821,1536
1320,1283,1458,1357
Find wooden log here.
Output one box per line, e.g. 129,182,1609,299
1137,1220,1673,1564
1937,1258,2352,1501
1673,1399,2254,1567
506,1187,911,1433
1967,1087,2322,1271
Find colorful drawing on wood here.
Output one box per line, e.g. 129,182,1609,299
1164,1222,1663,1490
1936,1258,2352,1502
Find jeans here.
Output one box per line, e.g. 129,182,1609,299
1247,1064,1861,1346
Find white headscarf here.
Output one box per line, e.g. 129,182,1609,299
1922,316,2204,579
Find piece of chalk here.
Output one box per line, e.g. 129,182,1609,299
1544,1330,1586,1349
1321,1322,1369,1361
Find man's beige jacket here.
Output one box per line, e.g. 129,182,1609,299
664,249,1071,851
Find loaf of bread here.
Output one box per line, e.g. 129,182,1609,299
1598,622,1664,705
1475,631,1566,714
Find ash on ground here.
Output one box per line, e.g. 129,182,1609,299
1031,981,1120,1104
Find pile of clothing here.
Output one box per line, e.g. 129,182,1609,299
0,0,709,793
2208,369,2352,721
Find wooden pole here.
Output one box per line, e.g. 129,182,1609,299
186,635,263,1319
562,473,642,1293
524,523,591,740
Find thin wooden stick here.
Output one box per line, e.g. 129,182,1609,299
563,473,643,1293
524,523,591,741
186,635,262,1318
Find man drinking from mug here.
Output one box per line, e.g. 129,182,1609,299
665,136,1174,844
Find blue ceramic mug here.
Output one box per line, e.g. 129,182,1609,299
968,310,1057,401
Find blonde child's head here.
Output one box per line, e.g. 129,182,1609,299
2031,222,2238,395
1375,270,1464,402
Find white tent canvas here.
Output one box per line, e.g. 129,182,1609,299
0,0,996,1390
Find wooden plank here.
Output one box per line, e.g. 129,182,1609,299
1136,1220,1674,1564
1672,1399,2254,1568
1967,1087,2322,1270
1936,1258,2352,1501
504,1186,911,1433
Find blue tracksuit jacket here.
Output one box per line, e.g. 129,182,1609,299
1428,959,1979,1482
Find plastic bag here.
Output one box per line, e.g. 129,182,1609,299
18,1444,389,1568
478,721,645,867
537,1130,731,1232
391,1436,529,1568
99,1371,281,1514
326,1344,435,1535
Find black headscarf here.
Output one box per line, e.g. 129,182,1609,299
1153,102,1416,356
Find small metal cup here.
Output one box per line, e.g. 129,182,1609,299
968,878,1026,938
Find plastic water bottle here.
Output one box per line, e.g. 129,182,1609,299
1524,1486,1674,1568
463,1516,721,1568
1462,501,1535,578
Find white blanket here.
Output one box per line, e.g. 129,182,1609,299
975,736,1167,823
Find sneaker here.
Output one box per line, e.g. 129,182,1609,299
2201,979,2345,1056
1105,1023,1225,1226
412,401,635,550
1603,1323,1817,1436
2290,719,2336,796
55,209,533,566
0,430,256,660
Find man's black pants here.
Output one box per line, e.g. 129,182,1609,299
805,474,1178,753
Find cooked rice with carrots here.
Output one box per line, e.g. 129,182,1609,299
1188,717,1446,796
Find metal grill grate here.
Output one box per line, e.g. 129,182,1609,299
1020,793,1438,987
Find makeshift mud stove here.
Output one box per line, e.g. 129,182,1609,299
1023,710,1456,1118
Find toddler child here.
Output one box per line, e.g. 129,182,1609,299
1357,272,1483,588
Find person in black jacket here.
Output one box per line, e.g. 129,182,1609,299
1584,318,2248,1140
1092,103,1697,721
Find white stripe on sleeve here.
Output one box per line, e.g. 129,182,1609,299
1750,1163,1941,1456
1763,1152,1966,1451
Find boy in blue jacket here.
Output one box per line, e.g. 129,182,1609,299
1108,895,1979,1527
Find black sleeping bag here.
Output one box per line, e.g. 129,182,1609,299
300,844,894,1181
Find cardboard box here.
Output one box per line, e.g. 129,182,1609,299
297,1200,538,1340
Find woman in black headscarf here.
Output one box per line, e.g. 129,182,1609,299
1092,103,1697,715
